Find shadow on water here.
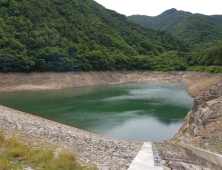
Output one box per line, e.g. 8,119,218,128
0,83,193,142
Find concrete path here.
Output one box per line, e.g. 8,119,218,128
128,142,163,170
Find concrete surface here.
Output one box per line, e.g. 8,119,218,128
128,142,163,170
179,142,222,168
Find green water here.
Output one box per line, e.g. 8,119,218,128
0,83,193,142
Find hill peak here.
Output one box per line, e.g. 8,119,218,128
160,8,177,16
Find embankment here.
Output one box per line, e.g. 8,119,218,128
0,105,142,169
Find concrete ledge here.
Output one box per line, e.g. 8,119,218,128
128,142,163,170
179,142,222,168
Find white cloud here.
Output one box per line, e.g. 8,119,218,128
94,0,222,16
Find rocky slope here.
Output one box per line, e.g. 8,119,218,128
0,105,142,170
172,82,222,154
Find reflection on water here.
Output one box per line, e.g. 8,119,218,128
0,83,193,142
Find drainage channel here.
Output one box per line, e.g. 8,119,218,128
155,143,211,170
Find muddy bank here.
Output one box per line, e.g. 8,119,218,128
0,71,221,97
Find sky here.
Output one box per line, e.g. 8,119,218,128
94,0,222,16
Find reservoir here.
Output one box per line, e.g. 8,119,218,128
0,83,193,142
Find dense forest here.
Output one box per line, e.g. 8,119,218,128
128,8,222,49
128,8,222,70
0,0,190,72
188,42,222,73
0,1,221,73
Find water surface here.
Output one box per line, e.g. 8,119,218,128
0,83,193,142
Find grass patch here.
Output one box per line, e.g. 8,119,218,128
216,141,222,155
0,131,96,170
4,137,31,159
200,145,206,150
216,140,222,150
0,158,11,170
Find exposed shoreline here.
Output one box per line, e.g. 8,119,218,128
0,71,222,169
0,71,221,97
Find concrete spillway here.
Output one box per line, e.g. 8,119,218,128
128,142,212,170
128,142,163,170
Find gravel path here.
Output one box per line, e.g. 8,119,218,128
0,105,142,170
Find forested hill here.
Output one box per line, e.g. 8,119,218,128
0,0,189,72
128,8,192,31
128,9,222,50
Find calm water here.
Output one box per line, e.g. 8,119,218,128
0,83,193,142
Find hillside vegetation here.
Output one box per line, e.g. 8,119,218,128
128,9,222,49
0,0,189,72
128,9,191,31
198,42,222,66
128,9,222,68
188,42,222,73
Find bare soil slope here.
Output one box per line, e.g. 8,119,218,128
182,72,222,97
0,71,221,97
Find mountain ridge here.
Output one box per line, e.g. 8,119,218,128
128,8,222,49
